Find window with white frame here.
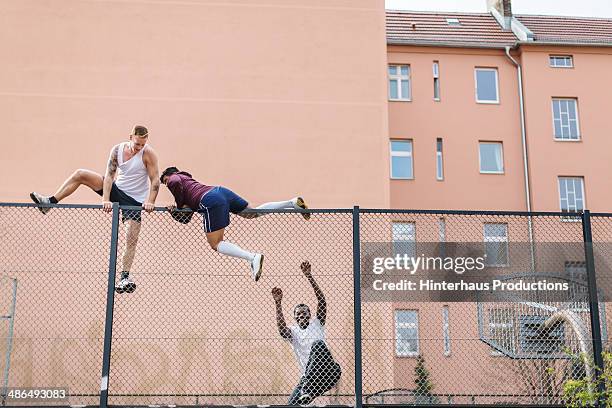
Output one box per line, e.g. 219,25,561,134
446,18,461,26
479,142,504,173
390,140,413,179
436,138,444,180
549,55,573,68
475,68,499,103
438,217,446,258
489,308,515,356
395,310,419,356
433,61,441,100
558,177,585,213
552,98,580,140
392,222,416,258
484,223,508,266
442,306,451,356
388,65,411,101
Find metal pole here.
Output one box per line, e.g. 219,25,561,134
581,210,606,404
1,278,17,406
100,203,120,408
352,206,363,408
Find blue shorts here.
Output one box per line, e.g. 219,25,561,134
95,182,142,223
198,186,248,233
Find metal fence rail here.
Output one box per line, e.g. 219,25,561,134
0,203,608,407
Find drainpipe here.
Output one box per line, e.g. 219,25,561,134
504,46,535,272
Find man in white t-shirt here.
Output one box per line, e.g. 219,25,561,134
272,261,341,405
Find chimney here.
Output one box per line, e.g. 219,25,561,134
487,0,512,30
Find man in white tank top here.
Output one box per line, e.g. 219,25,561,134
272,261,342,405
29,125,160,294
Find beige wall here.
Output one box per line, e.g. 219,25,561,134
0,0,390,208
387,46,526,211
0,0,389,405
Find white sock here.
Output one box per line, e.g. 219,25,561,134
255,199,294,210
217,241,255,262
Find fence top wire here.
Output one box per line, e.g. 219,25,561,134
0,202,586,217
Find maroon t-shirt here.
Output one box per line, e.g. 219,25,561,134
166,172,215,211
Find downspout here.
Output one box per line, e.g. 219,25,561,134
504,46,535,273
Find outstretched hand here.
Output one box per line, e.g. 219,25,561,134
300,261,312,276
272,287,283,302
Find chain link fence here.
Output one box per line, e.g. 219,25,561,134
0,203,609,407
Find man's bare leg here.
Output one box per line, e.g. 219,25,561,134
116,220,141,294
53,169,104,201
30,169,104,214
122,220,141,272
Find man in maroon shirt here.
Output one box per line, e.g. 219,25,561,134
160,167,310,281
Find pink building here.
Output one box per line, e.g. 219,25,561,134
384,0,612,403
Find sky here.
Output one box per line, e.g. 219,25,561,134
385,0,612,18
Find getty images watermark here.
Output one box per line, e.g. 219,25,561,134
360,242,601,302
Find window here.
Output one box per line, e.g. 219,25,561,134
550,55,573,68
433,61,440,100
558,177,585,213
392,222,416,257
446,18,461,26
388,65,411,101
436,138,444,180
552,98,580,140
565,261,588,311
489,308,515,356
438,218,446,258
390,140,413,179
484,223,508,266
395,310,419,356
479,142,504,174
475,68,499,103
442,306,451,356
519,315,564,355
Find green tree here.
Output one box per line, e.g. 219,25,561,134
563,351,611,407
414,355,439,404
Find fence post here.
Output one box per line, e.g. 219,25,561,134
352,206,363,408
100,203,120,408
581,209,606,404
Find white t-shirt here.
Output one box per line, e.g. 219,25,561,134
287,318,326,375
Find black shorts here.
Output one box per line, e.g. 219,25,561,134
95,182,142,223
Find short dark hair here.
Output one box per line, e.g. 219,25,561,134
294,303,310,315
160,166,180,183
132,125,149,137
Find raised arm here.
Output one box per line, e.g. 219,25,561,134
301,261,326,325
272,287,292,340
102,145,119,212
142,148,160,212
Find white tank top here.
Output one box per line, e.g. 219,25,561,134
114,142,150,203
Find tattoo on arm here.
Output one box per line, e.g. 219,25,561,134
106,146,119,178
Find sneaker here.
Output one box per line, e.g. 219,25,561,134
251,253,264,282
297,392,313,406
30,192,52,215
115,277,136,294
293,197,311,220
